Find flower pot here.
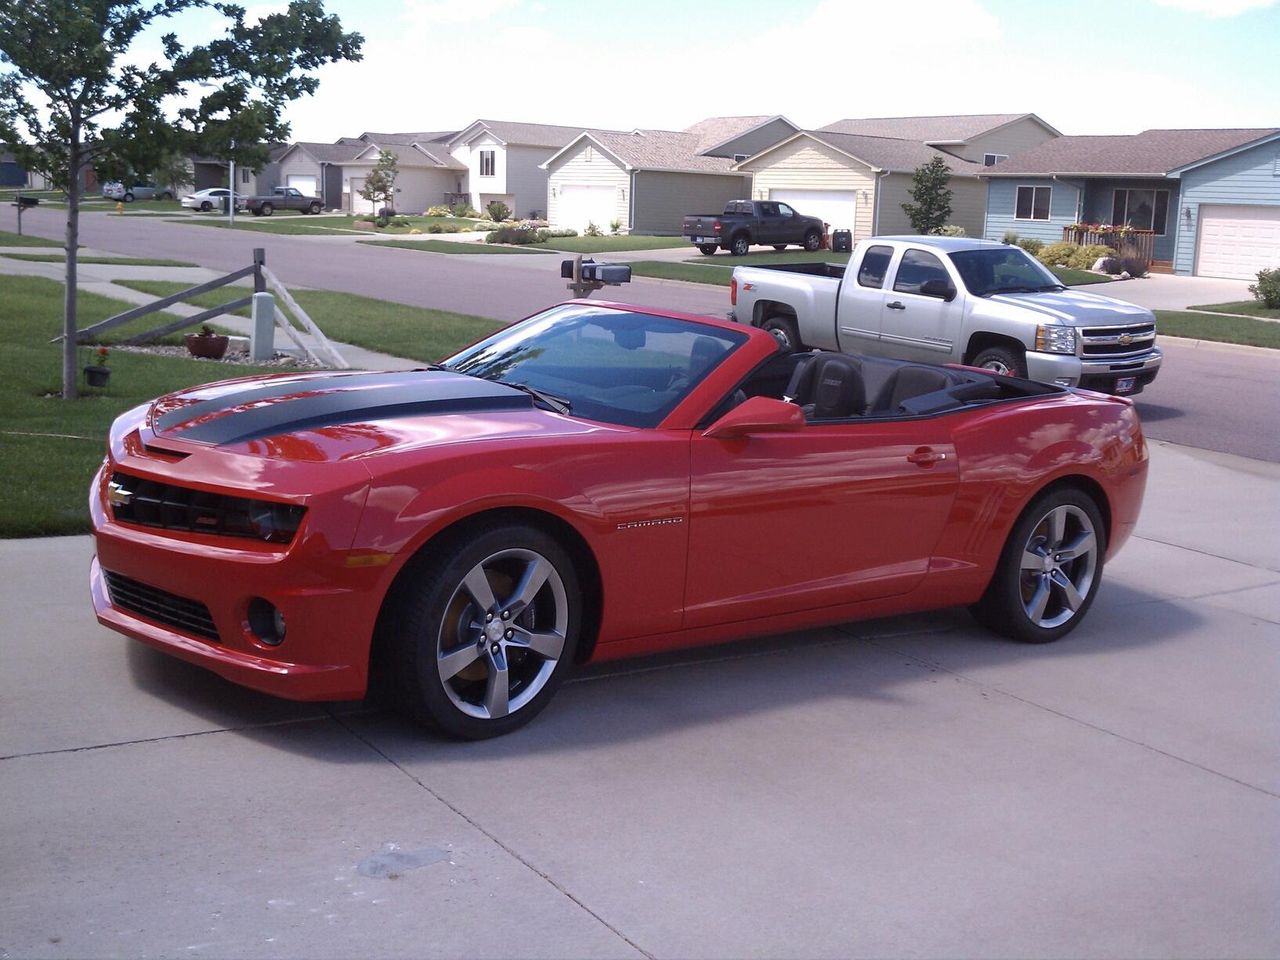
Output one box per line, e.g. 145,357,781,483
84,365,111,388
185,333,230,359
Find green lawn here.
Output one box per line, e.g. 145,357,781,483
0,229,62,247
357,238,553,255
630,261,734,285
171,213,483,237
1153,310,1280,349
99,198,187,214
531,235,689,253
1187,299,1280,320
112,280,504,365
2,253,197,267
688,250,851,266
0,277,285,537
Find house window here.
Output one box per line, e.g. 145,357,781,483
240,168,250,184
984,153,1008,166
1015,185,1052,221
1111,188,1170,235
584,146,594,162
734,153,749,163
479,150,495,177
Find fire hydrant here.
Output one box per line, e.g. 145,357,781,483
115,201,124,215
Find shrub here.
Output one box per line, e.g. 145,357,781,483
1002,230,1019,245
1100,257,1123,275
472,220,499,231
427,223,442,233
609,218,622,235
1119,255,1149,278
1036,241,1079,267
1069,244,1116,271
1249,267,1280,308
584,220,602,237
1016,237,1044,256
537,228,577,239
450,203,479,218
486,225,542,245
933,224,967,237
426,204,452,217
486,200,512,222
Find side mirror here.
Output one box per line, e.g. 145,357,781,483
703,396,805,439
920,278,957,301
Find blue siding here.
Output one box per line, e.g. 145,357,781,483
1173,137,1280,275
1080,178,1181,261
983,177,1081,243
0,161,25,187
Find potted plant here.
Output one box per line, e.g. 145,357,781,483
185,324,230,359
83,346,111,388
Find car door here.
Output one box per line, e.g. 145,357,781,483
836,244,896,354
879,248,962,362
754,202,781,244
684,414,959,629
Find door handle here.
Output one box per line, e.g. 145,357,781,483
907,447,947,466
886,301,906,310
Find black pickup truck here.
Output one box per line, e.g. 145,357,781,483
682,200,826,256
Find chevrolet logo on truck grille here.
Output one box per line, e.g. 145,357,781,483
1118,333,1135,346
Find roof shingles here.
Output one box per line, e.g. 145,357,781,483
984,128,1280,176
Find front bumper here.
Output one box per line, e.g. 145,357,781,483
1026,347,1163,395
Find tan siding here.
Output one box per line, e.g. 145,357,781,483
876,174,917,235
505,145,556,218
632,172,752,235
947,178,987,236
874,173,985,237
342,166,457,214
707,118,799,159
946,117,1060,164
546,143,628,230
276,152,323,188
743,138,878,241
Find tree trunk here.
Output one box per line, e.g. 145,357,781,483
62,134,81,400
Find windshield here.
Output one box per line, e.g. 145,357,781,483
950,247,1063,297
443,304,747,428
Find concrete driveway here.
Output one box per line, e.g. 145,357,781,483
2,439,1277,959
1098,273,1254,311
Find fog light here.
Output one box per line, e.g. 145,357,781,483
248,597,286,646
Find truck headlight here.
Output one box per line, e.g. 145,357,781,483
1035,324,1076,355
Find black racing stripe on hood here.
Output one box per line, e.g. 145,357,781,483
155,371,410,432
168,375,533,445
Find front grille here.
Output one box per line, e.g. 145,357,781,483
108,472,304,543
1081,322,1157,358
103,570,220,642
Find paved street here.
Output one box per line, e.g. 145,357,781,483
1,440,1277,959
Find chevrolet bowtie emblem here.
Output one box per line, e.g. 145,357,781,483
1118,333,1134,346
107,480,133,507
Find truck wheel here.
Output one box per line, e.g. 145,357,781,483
730,235,751,256
308,201,322,214
762,316,802,354
260,202,274,217
803,230,821,252
971,345,1028,379
697,245,718,256
772,245,788,251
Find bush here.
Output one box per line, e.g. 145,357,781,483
426,222,466,234
1016,237,1044,256
486,225,543,245
1002,230,1019,245
426,204,451,217
486,200,512,222
1249,267,1280,308
537,228,577,239
1069,244,1116,270
609,218,622,235
1036,241,1079,267
450,203,479,218
933,224,967,237
584,220,602,237
1101,257,1123,275
1119,255,1149,278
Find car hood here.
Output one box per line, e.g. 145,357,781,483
143,369,596,462
979,288,1155,327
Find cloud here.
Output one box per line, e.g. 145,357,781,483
405,0,523,25
1150,0,1276,14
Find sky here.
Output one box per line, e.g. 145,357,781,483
256,0,1279,143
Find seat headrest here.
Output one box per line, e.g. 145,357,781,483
808,354,865,419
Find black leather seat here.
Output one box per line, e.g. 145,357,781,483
868,365,953,415
785,353,865,420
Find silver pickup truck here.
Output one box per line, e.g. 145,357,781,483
729,236,1162,395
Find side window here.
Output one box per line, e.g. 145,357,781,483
893,250,950,295
857,245,894,288
777,203,794,218
759,202,778,216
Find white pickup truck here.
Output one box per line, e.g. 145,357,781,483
729,236,1162,395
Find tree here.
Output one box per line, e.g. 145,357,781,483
358,149,398,225
901,155,953,236
153,149,195,195
0,1,363,398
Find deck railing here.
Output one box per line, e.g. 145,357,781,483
1062,225,1155,263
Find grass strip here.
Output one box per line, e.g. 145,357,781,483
3,253,197,267
0,228,63,247
532,235,689,253
1153,310,1280,349
630,261,733,285
1187,300,1280,320
357,238,551,255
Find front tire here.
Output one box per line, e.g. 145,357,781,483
971,487,1106,643
383,524,581,739
971,344,1028,379
260,202,274,216
729,234,751,256
803,230,821,252
122,192,134,202
308,201,322,214
697,244,718,256
199,201,212,212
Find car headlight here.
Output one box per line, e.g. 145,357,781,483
1035,324,1076,355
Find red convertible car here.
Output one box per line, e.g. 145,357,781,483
90,301,1147,738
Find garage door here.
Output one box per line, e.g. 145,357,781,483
558,184,615,232
1196,204,1280,279
348,177,374,214
286,174,318,197
769,189,858,233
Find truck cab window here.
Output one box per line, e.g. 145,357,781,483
778,203,795,218
893,250,949,295
857,245,894,288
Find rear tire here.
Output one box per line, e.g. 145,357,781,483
159,191,174,201
772,244,788,251
122,192,134,202
803,230,822,252
260,202,274,216
730,234,751,256
381,523,581,739
971,344,1028,379
199,201,212,212
697,245,718,256
762,315,802,354
970,487,1106,643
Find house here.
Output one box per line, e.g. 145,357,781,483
0,150,26,188
542,117,799,234
271,141,369,209
736,114,1060,238
339,132,465,214
191,143,288,198
981,128,1280,279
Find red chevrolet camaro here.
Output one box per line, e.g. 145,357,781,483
90,301,1147,738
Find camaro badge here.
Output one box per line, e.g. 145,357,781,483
107,480,133,507
616,517,684,531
